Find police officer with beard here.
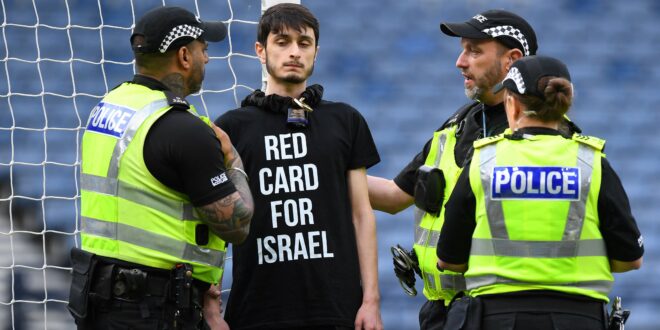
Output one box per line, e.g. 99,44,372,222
437,55,643,330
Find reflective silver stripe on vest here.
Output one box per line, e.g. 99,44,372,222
81,173,198,221
81,173,117,195
424,272,467,291
415,230,441,247
440,274,467,290
478,144,507,238
564,144,594,240
423,271,437,291
414,132,447,245
118,179,198,220
82,216,225,267
465,275,613,294
107,99,169,179
433,133,447,167
470,238,607,257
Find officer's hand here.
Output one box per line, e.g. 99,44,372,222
203,284,229,330
210,123,236,167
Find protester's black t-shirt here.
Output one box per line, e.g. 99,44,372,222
437,127,645,264
135,75,236,206
216,89,380,329
394,103,507,196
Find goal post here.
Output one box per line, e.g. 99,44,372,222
0,1,265,328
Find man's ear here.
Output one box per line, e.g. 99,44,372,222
255,42,266,64
509,48,524,62
503,48,523,71
177,46,192,70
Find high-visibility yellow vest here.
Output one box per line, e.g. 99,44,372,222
80,82,226,284
413,125,466,302
466,130,612,302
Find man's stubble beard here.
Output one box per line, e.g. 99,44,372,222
464,59,503,101
265,56,314,84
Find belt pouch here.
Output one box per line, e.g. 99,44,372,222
67,247,98,319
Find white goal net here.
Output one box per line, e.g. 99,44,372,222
0,0,266,328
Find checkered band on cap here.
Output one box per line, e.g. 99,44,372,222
504,67,526,93
159,24,204,53
481,25,530,56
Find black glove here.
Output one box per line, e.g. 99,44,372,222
391,245,420,296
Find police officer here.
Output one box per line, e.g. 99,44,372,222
367,10,581,329
437,55,644,329
68,6,253,330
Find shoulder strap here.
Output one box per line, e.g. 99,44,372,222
473,133,505,149
163,91,191,111
572,133,606,151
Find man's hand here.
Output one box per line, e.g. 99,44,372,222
203,284,229,330
210,123,235,166
354,300,383,330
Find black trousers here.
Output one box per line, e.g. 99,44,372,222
419,299,448,330
72,260,208,330
479,294,608,330
77,296,209,330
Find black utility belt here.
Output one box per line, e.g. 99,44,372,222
95,264,170,299
480,293,605,317
90,260,206,306
68,248,208,327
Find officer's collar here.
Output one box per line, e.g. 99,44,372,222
505,126,563,140
132,74,168,91
516,127,562,136
131,74,190,109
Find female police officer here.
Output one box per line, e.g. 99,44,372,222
436,55,644,329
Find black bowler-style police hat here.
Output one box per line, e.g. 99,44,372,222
131,6,227,54
440,9,538,56
493,55,572,99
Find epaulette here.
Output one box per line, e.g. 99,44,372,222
164,90,190,110
473,133,504,149
572,133,606,151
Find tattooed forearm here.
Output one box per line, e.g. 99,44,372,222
197,152,254,244
198,191,253,244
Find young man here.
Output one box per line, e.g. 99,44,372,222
70,6,253,329
215,3,383,330
368,10,577,330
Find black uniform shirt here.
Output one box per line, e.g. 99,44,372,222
394,103,507,195
437,127,645,265
135,75,237,206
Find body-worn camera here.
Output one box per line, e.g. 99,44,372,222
414,165,445,216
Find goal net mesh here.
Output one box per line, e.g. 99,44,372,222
0,0,262,328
